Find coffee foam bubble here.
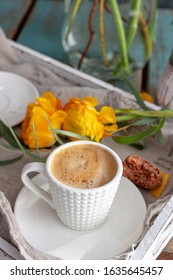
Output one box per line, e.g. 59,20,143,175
51,144,117,189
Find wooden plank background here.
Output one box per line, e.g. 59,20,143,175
0,0,173,96
0,0,33,39
148,8,173,97
17,0,67,63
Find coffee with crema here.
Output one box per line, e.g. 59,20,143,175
50,144,117,189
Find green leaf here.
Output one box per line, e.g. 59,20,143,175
0,120,20,148
24,150,47,162
32,122,39,155
132,117,157,126
45,115,64,145
121,75,150,110
129,142,145,150
155,130,164,145
53,129,89,140
0,154,24,166
8,125,25,153
0,139,19,150
129,138,146,150
112,117,165,144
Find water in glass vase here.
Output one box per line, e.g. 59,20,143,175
61,0,157,84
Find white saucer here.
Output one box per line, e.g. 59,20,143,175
0,71,39,126
14,175,147,260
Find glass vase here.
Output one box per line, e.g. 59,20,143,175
61,0,157,85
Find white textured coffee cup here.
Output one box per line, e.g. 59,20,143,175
21,141,123,231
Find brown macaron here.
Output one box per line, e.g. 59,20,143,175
123,155,162,190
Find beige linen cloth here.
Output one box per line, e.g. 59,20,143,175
0,28,173,260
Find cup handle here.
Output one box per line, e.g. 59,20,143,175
21,162,54,209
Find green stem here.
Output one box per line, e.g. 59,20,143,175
116,123,132,132
100,0,109,66
139,12,152,59
115,108,173,118
127,0,141,50
65,0,82,41
53,129,89,140
116,114,140,122
108,0,130,74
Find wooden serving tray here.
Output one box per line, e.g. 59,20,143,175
0,39,173,260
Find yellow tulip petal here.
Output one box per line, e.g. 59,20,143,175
50,110,67,129
35,97,56,115
27,130,56,149
63,98,104,141
150,171,170,197
21,103,66,148
98,106,116,122
140,92,155,103
42,91,62,110
98,106,118,136
21,103,36,141
82,96,99,107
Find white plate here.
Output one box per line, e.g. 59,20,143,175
0,71,39,126
14,175,147,260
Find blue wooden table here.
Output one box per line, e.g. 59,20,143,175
0,0,173,260
1,0,173,99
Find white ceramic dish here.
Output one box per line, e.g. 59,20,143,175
0,71,39,126
14,175,147,260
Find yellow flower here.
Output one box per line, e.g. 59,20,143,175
140,91,155,103
35,91,63,113
21,93,117,148
21,92,66,148
63,96,117,142
98,106,118,137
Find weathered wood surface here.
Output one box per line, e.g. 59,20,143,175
17,0,67,63
148,8,173,98
0,0,33,39
1,0,173,95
